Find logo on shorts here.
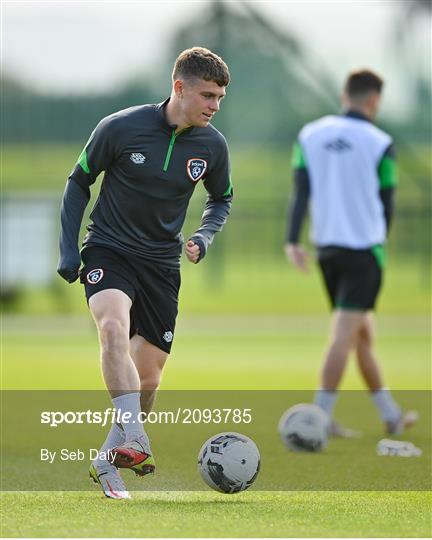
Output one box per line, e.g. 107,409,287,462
130,153,146,164
163,331,173,343
87,268,104,284
187,158,207,182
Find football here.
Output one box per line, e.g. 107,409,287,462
278,403,330,452
197,432,261,493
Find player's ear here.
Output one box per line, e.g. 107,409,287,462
173,79,184,98
370,92,381,109
341,91,349,109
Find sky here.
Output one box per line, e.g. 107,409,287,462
2,0,430,118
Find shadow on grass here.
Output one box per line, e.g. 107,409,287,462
125,497,256,507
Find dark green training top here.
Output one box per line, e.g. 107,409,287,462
58,98,233,280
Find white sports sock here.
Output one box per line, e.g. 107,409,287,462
371,388,401,422
112,392,147,441
93,423,125,471
314,390,338,418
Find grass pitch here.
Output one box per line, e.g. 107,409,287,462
1,491,431,538
1,313,431,537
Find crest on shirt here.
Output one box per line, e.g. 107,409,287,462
130,153,146,164
187,158,207,182
87,268,104,284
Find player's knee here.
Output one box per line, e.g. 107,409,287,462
358,324,373,349
330,334,352,353
137,359,163,389
99,318,128,354
140,375,161,391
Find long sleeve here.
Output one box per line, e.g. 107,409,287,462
189,191,233,262
57,179,91,282
57,115,117,281
286,140,310,243
189,134,233,262
378,143,397,233
379,186,395,232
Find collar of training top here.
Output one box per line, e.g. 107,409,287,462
155,98,177,129
343,109,372,123
155,98,195,134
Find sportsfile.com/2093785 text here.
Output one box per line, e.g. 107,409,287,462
40,408,253,428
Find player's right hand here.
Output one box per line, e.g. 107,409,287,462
284,243,309,272
57,252,81,283
185,240,201,264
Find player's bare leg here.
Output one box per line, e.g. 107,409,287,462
89,289,139,395
104,336,168,475
320,310,364,390
356,312,418,434
315,310,364,437
355,313,383,391
129,333,168,414
89,289,154,480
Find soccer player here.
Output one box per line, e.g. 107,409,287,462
57,47,232,499
285,69,417,437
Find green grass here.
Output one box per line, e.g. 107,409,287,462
1,314,431,537
1,491,431,538
5,258,431,315
2,314,430,390
2,130,431,539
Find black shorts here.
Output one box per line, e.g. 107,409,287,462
80,246,181,353
317,247,382,311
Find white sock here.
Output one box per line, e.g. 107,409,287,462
93,423,125,471
112,392,148,441
371,388,401,422
314,390,338,418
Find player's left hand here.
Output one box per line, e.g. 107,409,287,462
284,242,309,272
185,240,200,264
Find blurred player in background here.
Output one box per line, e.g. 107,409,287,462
57,47,233,498
285,69,417,437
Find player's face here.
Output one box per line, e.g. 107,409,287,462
180,79,226,128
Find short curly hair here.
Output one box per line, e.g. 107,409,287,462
172,47,230,87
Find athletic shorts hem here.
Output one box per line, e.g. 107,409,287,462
85,285,135,306
333,303,372,312
318,247,382,312
80,246,180,352
132,328,172,354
